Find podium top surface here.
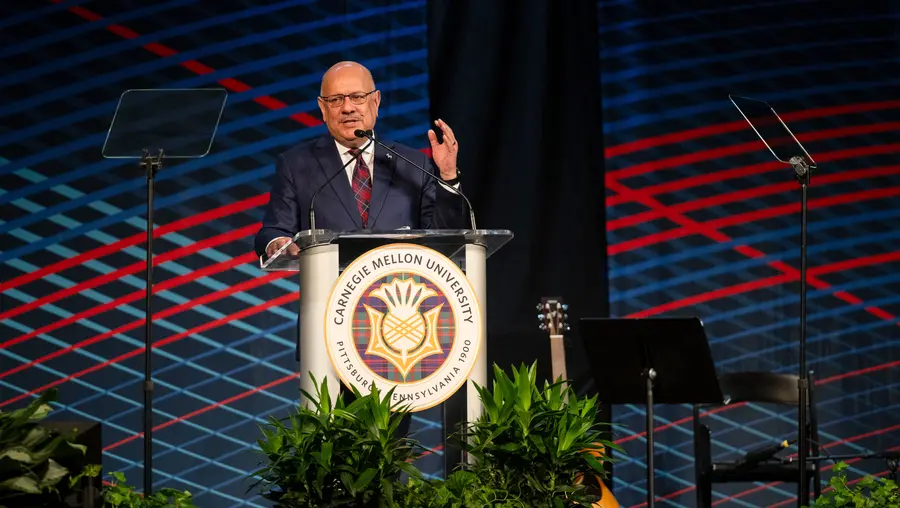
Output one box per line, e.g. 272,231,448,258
261,228,513,271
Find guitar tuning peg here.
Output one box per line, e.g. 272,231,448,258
561,304,569,311
564,324,571,331
537,313,545,321
536,303,543,311
563,313,569,321
539,323,547,331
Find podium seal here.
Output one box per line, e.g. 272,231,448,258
324,243,482,411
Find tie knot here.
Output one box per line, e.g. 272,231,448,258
348,148,362,158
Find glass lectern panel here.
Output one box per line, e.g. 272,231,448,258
728,94,816,168
102,88,228,159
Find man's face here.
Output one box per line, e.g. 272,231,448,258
318,66,380,147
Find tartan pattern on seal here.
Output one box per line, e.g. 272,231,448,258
351,272,456,382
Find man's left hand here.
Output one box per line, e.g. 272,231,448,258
427,119,459,180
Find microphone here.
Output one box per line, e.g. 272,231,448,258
308,137,374,232
354,128,477,230
734,439,795,469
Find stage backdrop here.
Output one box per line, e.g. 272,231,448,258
0,1,444,506
1,1,898,508
599,1,900,507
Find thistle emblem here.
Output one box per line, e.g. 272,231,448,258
363,277,444,379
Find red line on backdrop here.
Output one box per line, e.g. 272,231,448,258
613,360,900,447
628,433,900,508
103,372,301,452
605,101,900,159
625,251,900,319
606,143,900,207
51,0,897,366
1,195,268,293
606,127,900,185
817,360,900,385
0,224,259,322
0,289,296,409
609,172,899,505
766,446,900,508
609,185,900,256
77,260,900,453
614,403,747,446
26,2,895,324
608,164,900,231
788,424,900,460
607,178,849,306
1,252,256,351
417,444,443,459
708,438,900,508
54,0,900,158
45,3,898,491
7,152,893,327
0,270,292,383
49,1,322,127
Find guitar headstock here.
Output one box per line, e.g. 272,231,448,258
536,297,569,337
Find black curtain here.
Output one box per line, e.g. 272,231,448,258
427,1,609,399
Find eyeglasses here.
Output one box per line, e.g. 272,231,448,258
318,90,377,108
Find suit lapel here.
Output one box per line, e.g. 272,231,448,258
314,135,362,229
368,141,397,230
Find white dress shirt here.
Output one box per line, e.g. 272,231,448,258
336,138,375,184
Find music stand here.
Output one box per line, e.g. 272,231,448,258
101,88,227,495
729,94,818,506
579,317,724,508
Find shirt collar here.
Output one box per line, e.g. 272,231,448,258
334,134,375,158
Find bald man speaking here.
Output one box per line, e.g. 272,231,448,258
254,61,467,260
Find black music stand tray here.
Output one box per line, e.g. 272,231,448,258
579,317,725,508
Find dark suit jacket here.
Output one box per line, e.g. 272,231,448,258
254,134,467,258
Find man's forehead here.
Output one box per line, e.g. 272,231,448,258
321,65,374,93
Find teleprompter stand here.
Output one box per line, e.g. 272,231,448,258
101,88,227,494
729,94,819,507
579,317,724,508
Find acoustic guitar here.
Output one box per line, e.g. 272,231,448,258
538,297,620,508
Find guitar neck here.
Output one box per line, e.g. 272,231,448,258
549,333,568,384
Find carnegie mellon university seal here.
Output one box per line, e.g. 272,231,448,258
324,244,482,411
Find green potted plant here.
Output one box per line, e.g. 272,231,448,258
399,362,620,507
95,471,196,508
249,375,423,507
399,468,518,507
0,388,88,508
458,362,620,507
807,461,899,508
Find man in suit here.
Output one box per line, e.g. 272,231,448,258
253,61,467,441
254,60,466,260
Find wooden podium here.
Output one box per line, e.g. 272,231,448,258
260,228,512,468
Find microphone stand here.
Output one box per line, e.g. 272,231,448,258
139,147,163,495
308,138,374,234
728,96,819,507
790,154,811,507
354,129,477,230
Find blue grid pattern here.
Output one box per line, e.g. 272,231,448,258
599,1,900,506
4,2,899,507
0,1,442,506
